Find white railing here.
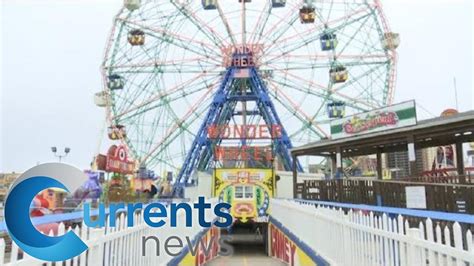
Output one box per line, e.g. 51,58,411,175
271,199,474,266
0,198,218,266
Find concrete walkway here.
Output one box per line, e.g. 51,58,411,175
206,234,285,266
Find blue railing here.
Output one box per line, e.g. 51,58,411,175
291,198,474,224
0,199,180,233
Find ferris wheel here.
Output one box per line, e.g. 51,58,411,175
95,0,399,176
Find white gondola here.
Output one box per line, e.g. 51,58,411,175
382,32,400,50
124,0,140,11
272,0,286,8
94,91,110,107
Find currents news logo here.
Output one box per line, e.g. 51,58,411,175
4,163,89,261
4,163,233,262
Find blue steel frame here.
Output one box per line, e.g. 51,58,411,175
173,64,302,196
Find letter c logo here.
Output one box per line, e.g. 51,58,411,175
4,163,88,261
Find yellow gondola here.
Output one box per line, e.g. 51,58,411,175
108,125,127,140
330,65,348,83
128,29,145,46
300,6,316,24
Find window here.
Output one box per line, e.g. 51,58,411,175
235,185,254,199
235,186,243,199
244,186,253,199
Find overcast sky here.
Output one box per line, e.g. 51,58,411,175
1,0,473,172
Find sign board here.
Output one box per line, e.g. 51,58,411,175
96,145,135,174
213,168,274,223
269,222,322,266
405,186,427,209
330,101,417,139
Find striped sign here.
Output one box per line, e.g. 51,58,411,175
330,101,417,139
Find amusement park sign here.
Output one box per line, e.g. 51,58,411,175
330,101,417,139
95,145,136,174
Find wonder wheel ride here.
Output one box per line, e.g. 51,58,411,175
95,0,399,190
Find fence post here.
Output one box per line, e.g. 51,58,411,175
375,181,382,206
406,228,423,266
88,228,105,266
0,238,5,266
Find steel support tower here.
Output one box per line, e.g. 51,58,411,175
173,51,302,196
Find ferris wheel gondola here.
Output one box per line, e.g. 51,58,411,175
124,0,140,11
128,29,145,46
299,5,316,24
272,0,286,8
202,0,217,10
320,33,338,51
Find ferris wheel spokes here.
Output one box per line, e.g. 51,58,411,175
117,76,222,123
265,79,329,138
247,0,272,45
261,6,374,61
141,81,221,164
216,1,238,46
169,0,231,49
117,18,223,60
112,66,221,120
276,70,379,110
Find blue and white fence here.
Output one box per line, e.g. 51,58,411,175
270,199,474,266
0,198,218,266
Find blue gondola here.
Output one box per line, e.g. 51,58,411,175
272,0,286,8
327,101,346,118
202,0,217,10
320,33,337,51
107,74,124,90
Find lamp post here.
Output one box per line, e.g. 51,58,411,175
51,146,71,162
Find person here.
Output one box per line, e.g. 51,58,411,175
31,194,49,217
160,180,173,198
154,179,163,198
30,193,59,235
149,184,158,198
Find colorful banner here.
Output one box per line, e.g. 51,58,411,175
268,218,329,266
213,168,274,223
176,227,221,266
330,101,417,139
